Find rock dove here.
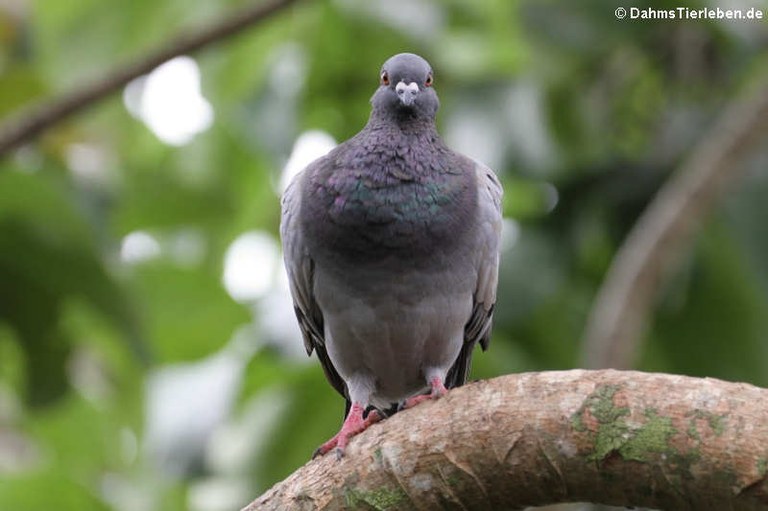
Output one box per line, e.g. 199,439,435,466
280,53,503,458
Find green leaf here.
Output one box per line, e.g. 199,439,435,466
0,171,146,405
645,222,768,386
0,471,110,511
130,262,249,362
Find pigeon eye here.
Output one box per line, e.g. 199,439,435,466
380,71,390,85
425,73,433,87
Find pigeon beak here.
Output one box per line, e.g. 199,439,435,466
396,81,419,107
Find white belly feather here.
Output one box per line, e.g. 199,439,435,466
314,265,474,409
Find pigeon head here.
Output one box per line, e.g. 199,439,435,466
371,53,439,122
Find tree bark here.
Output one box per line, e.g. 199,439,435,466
244,370,768,510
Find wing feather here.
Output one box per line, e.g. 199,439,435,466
446,159,503,388
280,169,347,399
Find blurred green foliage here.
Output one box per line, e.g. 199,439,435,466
1,0,767,510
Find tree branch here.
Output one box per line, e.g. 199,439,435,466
581,78,768,369
244,370,768,510
0,0,301,156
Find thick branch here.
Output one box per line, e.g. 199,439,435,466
581,79,768,369
245,370,768,510
0,0,300,156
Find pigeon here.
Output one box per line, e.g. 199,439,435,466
280,53,503,458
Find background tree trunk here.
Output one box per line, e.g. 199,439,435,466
0,0,301,156
581,78,768,370
245,370,768,510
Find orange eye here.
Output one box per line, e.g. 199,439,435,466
425,73,433,87
380,71,390,85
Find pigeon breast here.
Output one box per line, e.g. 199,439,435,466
300,126,478,268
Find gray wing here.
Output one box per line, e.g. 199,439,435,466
280,168,348,400
446,159,503,388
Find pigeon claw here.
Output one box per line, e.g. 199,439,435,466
401,376,448,410
313,405,381,459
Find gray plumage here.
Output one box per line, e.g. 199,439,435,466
280,53,502,454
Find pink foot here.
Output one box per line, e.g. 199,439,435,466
401,376,448,410
313,403,381,459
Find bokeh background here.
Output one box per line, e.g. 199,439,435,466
1,0,768,510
